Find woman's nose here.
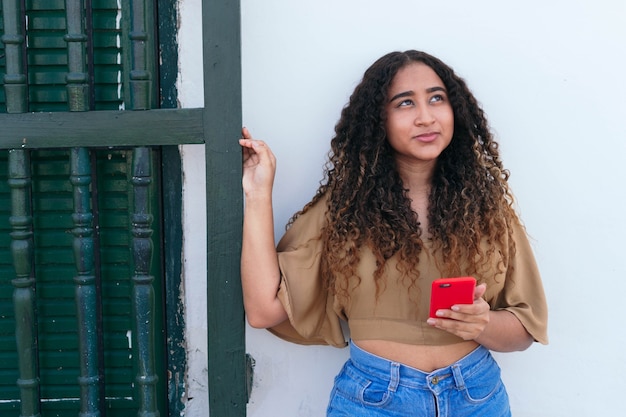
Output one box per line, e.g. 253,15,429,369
414,105,435,126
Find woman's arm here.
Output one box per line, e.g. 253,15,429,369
427,284,533,352
239,128,288,328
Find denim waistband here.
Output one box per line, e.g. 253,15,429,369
349,341,491,392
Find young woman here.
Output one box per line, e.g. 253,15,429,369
240,50,548,416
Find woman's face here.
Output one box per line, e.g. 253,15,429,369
384,62,454,170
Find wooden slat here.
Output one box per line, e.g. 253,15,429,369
130,147,159,417
203,0,247,415
128,0,153,110
0,108,205,148
2,0,28,113
8,149,41,417
70,148,102,417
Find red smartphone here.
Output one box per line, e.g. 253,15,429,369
429,277,476,318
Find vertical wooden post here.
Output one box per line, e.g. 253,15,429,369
131,147,159,417
4,0,38,415
8,149,41,417
70,148,101,417
65,2,102,415
128,0,159,413
128,0,151,110
203,0,247,415
1,0,28,113
64,0,89,112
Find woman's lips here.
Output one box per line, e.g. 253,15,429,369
414,132,438,143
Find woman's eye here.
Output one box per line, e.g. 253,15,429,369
398,99,414,107
430,94,445,103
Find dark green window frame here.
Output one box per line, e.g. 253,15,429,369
0,0,246,416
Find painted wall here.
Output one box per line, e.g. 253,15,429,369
178,0,626,415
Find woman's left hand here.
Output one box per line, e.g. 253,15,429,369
426,283,490,341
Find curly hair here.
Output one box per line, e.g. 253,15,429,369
289,50,517,301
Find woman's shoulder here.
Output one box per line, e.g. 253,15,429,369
277,193,329,251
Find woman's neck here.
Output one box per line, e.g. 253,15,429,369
395,158,435,235
395,158,435,196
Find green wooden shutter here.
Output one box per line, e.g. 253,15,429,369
0,1,166,416
1,0,247,415
0,151,167,417
25,0,130,111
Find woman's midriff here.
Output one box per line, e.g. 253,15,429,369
353,339,480,373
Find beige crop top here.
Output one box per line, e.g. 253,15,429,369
270,197,548,348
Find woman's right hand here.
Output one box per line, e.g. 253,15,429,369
239,127,276,198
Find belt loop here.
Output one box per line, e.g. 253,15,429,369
388,362,400,392
452,364,465,390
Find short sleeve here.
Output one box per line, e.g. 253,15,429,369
493,219,549,345
268,200,347,348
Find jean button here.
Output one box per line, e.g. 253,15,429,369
431,376,439,385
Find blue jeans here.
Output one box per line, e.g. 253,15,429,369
327,341,511,416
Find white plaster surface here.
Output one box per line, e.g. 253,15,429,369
178,0,208,414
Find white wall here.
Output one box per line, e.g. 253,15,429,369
179,0,626,415
178,0,207,414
